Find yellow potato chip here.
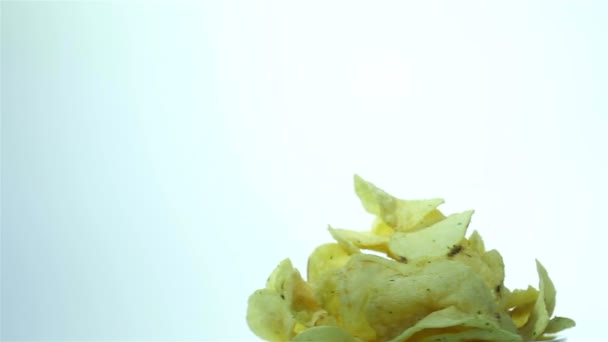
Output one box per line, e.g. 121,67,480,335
466,230,486,254
310,269,342,321
505,285,539,309
253,258,326,340
354,174,444,232
408,208,446,232
389,306,520,342
413,328,521,342
336,254,510,341
519,261,554,340
449,246,505,302
481,250,506,291
291,325,360,342
536,260,557,317
544,316,576,334
510,301,536,328
266,259,319,314
387,210,473,262
307,243,351,285
371,218,395,237
328,226,389,253
247,288,296,341
246,175,575,341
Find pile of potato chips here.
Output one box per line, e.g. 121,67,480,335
247,175,575,342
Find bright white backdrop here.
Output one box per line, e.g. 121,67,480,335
2,1,607,341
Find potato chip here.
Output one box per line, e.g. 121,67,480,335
449,247,505,303
536,260,557,317
505,286,539,309
266,259,319,315
466,230,486,254
388,306,520,342
371,218,395,237
408,208,446,232
510,301,536,328
247,288,296,341
248,258,327,341
519,261,555,340
413,328,521,342
354,175,444,232
246,175,575,342
334,254,514,341
310,268,342,321
387,210,473,262
307,243,352,285
328,226,389,253
544,316,576,334
291,325,360,342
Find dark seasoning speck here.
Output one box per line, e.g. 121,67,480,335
447,244,462,257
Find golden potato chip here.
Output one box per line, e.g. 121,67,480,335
387,210,473,262
354,174,444,232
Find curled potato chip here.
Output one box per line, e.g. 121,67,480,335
250,258,326,341
354,175,444,232
536,260,557,317
466,230,486,254
247,288,296,341
388,210,473,262
371,218,395,237
266,259,319,314
333,254,512,341
408,208,446,232
449,247,505,304
328,226,389,253
389,306,520,342
544,316,576,334
510,301,536,328
505,286,539,309
247,175,575,342
519,261,555,340
307,243,352,285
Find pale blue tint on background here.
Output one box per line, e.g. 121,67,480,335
1,1,250,340
2,1,607,341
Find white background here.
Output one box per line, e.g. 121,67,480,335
2,1,607,341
